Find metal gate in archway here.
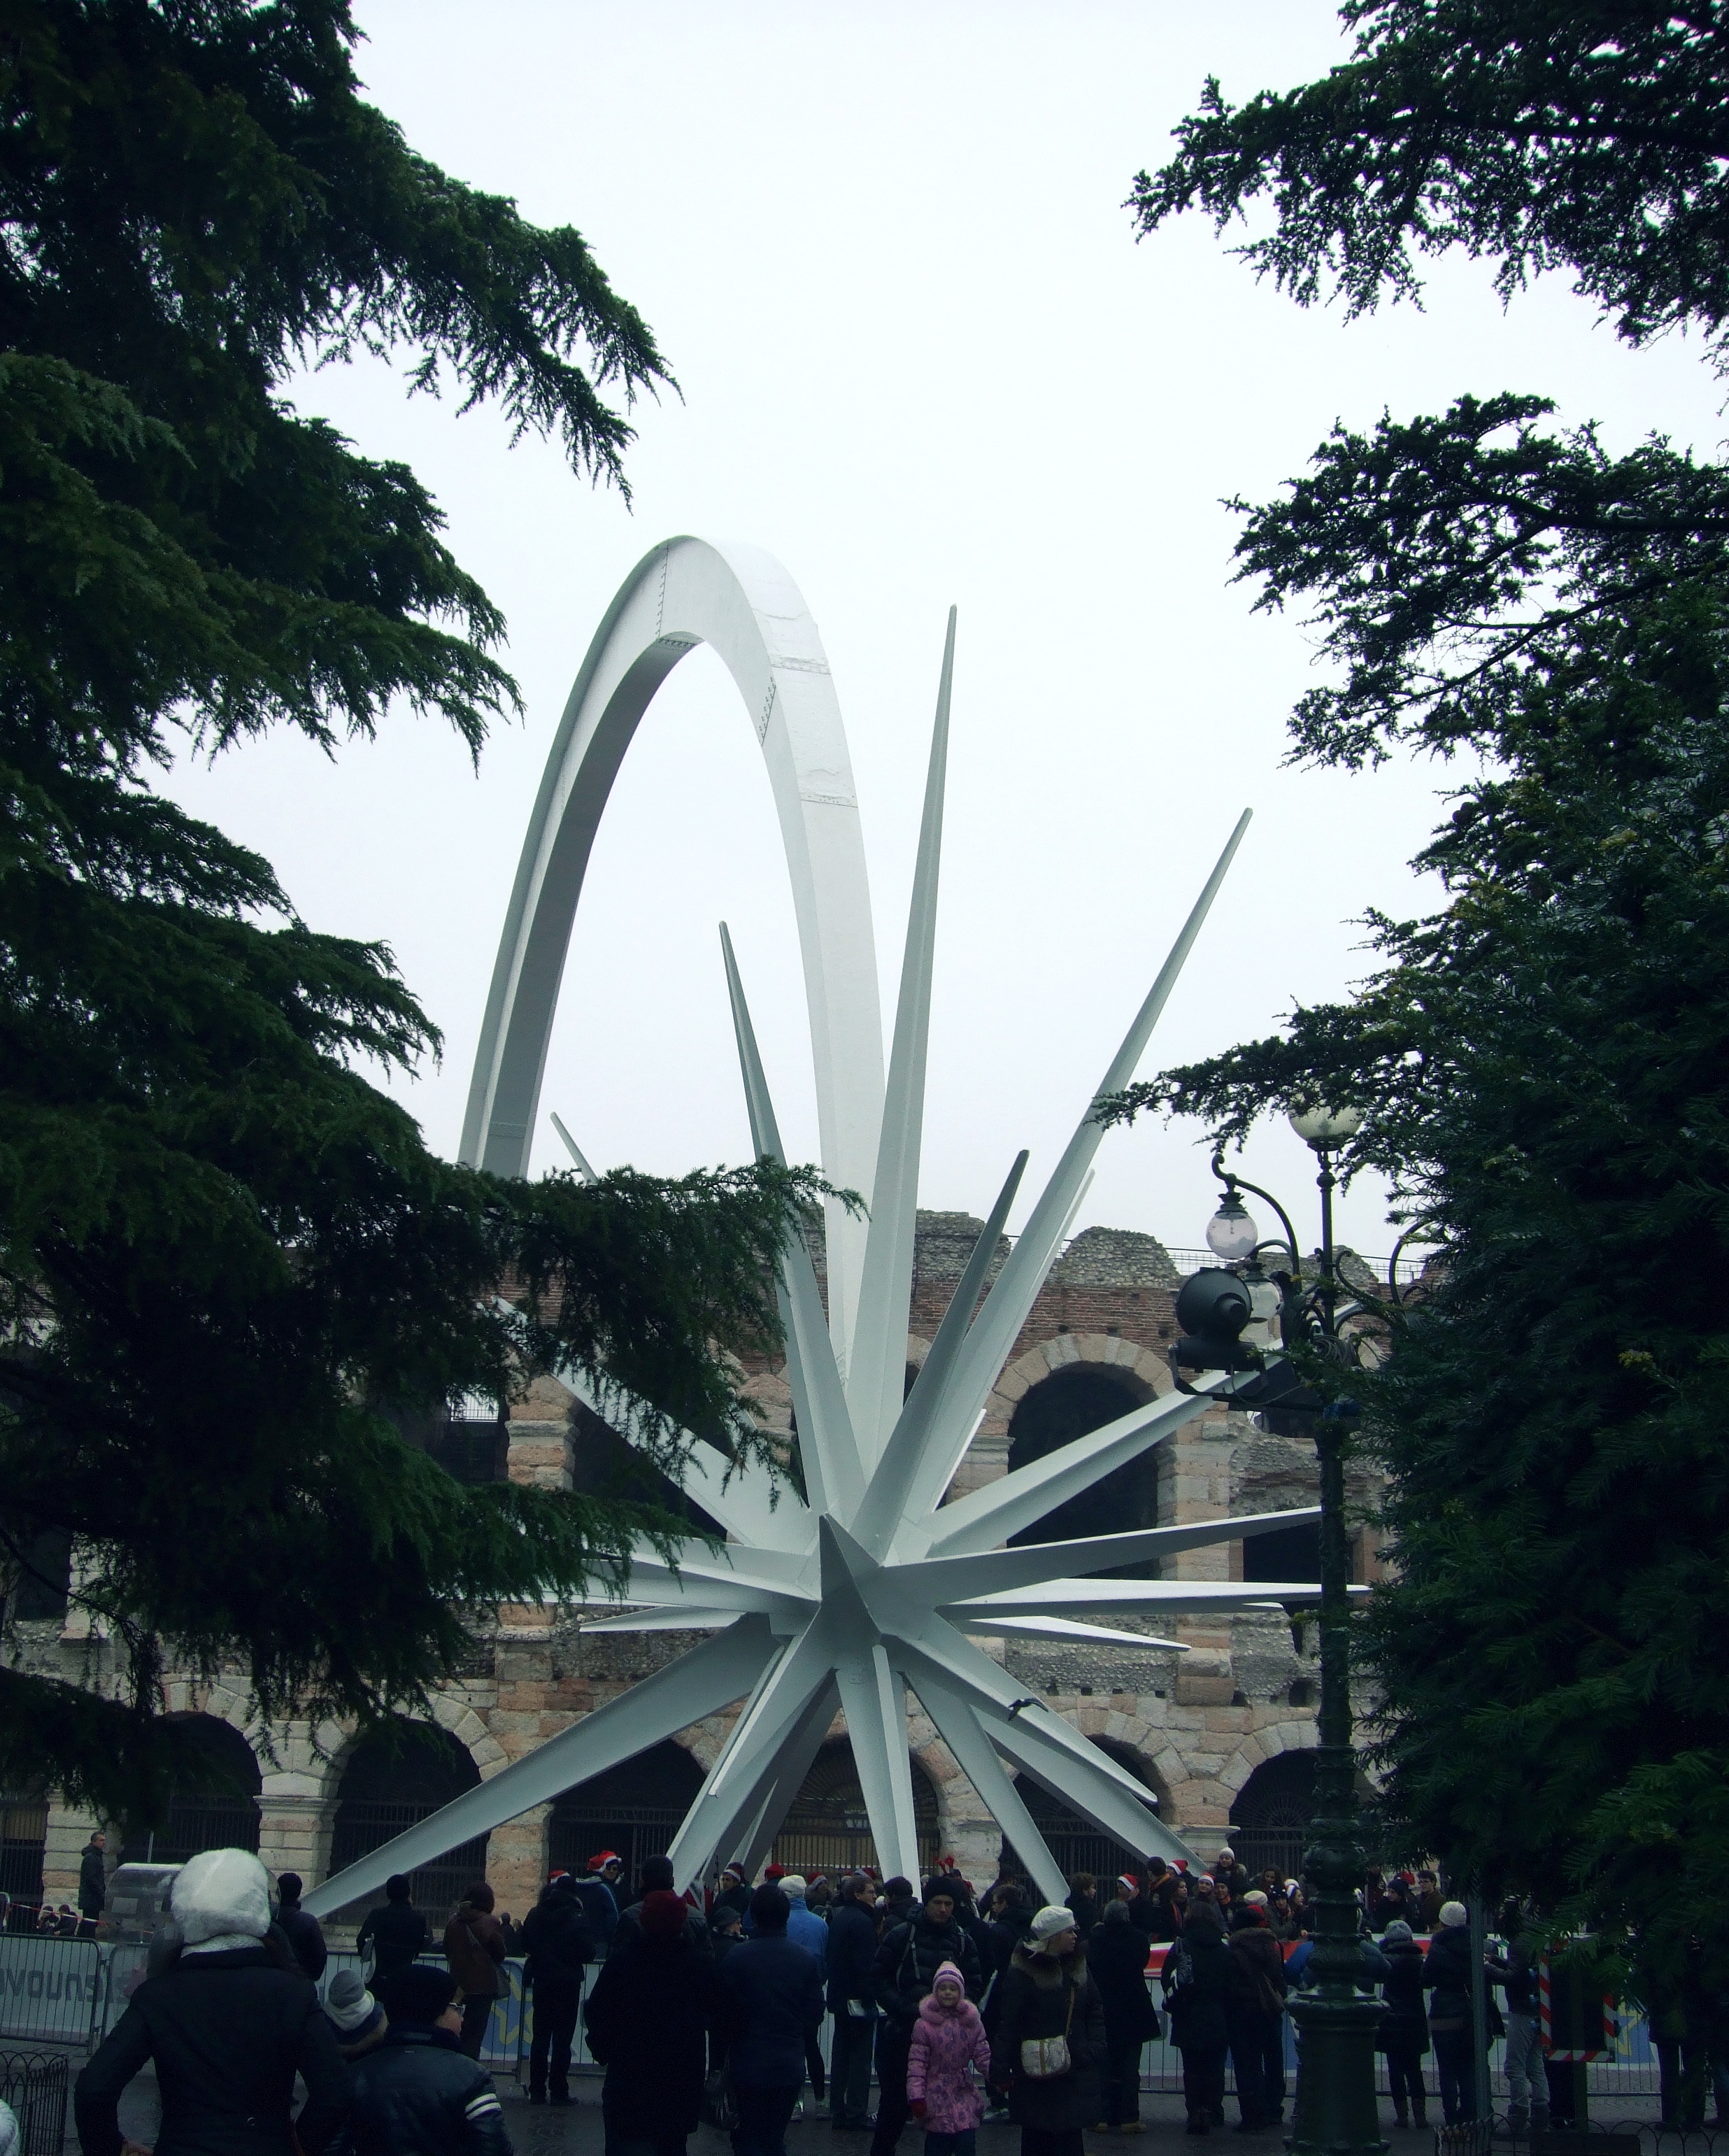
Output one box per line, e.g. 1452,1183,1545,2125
549,1741,706,1891
771,1740,939,1880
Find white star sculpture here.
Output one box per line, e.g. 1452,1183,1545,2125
304,614,1324,1920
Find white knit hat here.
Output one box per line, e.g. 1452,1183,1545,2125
1439,1900,1468,1930
171,1849,271,1952
781,1874,808,1899
0,2098,18,2156
325,1967,380,2031
1030,1903,1076,1941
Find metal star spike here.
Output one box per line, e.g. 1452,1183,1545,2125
306,574,1326,1920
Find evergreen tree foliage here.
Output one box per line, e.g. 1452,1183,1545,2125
0,1,821,1827
1130,2,1729,367
1117,2,1729,1977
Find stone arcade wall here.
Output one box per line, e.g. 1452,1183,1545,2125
13,1214,1374,1912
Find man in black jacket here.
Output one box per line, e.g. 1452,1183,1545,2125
518,1873,595,2106
341,1962,512,2155
78,1831,108,1924
611,1854,712,1958
356,1873,434,1980
76,1847,350,2156
826,1874,881,2132
869,1878,983,2156
277,1872,329,1981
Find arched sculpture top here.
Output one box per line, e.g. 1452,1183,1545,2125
461,536,887,1368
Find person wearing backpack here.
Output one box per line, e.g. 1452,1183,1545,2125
1225,1896,1288,2129
988,1906,1106,2156
1162,1904,1232,2136
1376,1920,1430,2130
519,1872,595,2106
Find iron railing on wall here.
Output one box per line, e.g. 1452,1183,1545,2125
0,2050,69,2156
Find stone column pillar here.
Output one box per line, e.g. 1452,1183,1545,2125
485,1801,551,1920
41,1797,105,1906
507,1375,574,1491
256,1789,338,1887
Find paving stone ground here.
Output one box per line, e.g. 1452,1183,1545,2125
31,2044,1666,2156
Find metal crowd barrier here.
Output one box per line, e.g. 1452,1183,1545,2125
0,1928,1663,2113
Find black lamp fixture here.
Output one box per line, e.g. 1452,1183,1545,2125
1168,1100,1388,2156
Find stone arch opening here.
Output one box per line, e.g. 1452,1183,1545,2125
548,1739,706,1890
774,1737,939,1879
119,1712,260,1866
1006,1362,1158,1562
328,1718,484,1926
1004,1736,1163,1889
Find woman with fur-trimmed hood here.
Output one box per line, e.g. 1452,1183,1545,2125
988,1905,1106,2156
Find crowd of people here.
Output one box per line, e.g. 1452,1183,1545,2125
52,1835,1729,2154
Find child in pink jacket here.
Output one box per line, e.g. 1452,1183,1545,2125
907,1959,993,2156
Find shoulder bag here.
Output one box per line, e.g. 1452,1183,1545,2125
1020,1975,1076,2080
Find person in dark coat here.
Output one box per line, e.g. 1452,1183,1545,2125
827,1873,882,2131
76,1848,350,2156
716,1884,825,2156
1088,1900,1159,2131
714,1864,754,1922
1225,1901,1288,2129
443,1881,507,2060
614,1854,713,1958
981,1882,1037,2118
585,1891,718,2156
323,1968,390,2064
1211,1852,1249,1903
357,1874,434,1980
78,1832,108,1924
571,1856,622,1956
340,1961,511,2156
1162,1903,1233,2136
519,1872,595,2106
871,1879,986,2156
276,1873,329,1982
1486,1902,1548,2136
1142,1864,1183,1945
1422,1902,1478,2125
881,1878,918,1931
988,1905,1106,2156
1064,1875,1100,1941
1376,1920,1430,2129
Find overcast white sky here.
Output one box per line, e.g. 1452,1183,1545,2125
160,0,1723,1263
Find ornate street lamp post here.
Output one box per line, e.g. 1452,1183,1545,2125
1169,1103,1386,2156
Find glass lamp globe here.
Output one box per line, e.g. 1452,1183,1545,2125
1247,1275,1281,1321
1287,1100,1365,1150
1204,1194,1259,1263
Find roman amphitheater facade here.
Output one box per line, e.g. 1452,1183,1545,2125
14,1215,1382,1924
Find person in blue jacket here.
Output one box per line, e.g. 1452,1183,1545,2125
718,1882,826,2156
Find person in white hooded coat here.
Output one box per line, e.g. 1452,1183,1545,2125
76,1848,350,2156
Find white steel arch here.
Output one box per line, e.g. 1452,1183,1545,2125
459,536,885,1368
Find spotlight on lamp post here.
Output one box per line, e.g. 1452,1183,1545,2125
1167,1101,1386,2156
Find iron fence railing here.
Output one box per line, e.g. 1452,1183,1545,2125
0,2050,68,2155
